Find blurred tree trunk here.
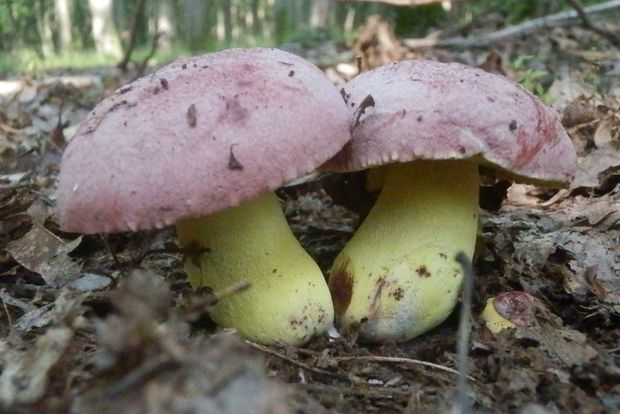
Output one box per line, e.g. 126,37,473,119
4,0,21,47
180,0,214,50
222,0,233,46
118,0,147,71
36,0,55,57
55,0,72,52
311,0,330,28
336,0,467,5
251,0,262,36
344,5,356,37
88,0,121,56
155,0,175,47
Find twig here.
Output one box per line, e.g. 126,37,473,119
96,355,179,399
183,281,250,321
333,355,476,381
244,340,343,378
454,252,475,414
99,234,121,266
566,0,620,47
135,32,162,79
299,382,413,398
336,0,470,6
117,0,148,72
404,0,620,49
0,291,14,332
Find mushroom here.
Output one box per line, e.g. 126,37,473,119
57,48,350,345
480,292,537,334
323,60,576,342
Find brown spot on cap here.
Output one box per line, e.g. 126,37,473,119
187,104,197,127
160,78,169,90
351,94,375,134
340,88,350,104
509,120,518,131
228,144,243,170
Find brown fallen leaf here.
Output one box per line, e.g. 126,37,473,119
0,291,81,406
571,146,620,191
4,224,83,287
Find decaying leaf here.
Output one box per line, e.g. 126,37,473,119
571,146,620,191
517,321,598,368
0,291,82,407
5,224,83,287
481,191,620,315
0,326,74,406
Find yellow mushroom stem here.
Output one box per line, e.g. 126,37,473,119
480,298,516,334
329,160,479,342
176,192,334,346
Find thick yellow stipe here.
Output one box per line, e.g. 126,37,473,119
176,192,334,346
329,160,479,342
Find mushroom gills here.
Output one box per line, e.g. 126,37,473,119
329,160,479,342
176,192,334,346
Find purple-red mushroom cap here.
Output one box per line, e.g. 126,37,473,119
57,48,350,234
325,59,576,185
323,59,576,343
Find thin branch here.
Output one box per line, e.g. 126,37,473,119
337,0,470,6
0,291,14,332
135,32,162,79
333,355,476,381
118,0,148,72
454,252,475,414
566,0,620,47
244,340,344,378
404,0,620,49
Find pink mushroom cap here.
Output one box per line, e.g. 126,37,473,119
57,48,350,233
324,60,576,185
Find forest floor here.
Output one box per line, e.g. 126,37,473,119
1,16,619,414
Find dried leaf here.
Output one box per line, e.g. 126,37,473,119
593,116,615,147
517,323,598,367
571,146,620,190
0,327,73,405
5,225,82,287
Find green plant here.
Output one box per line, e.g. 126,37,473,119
512,55,550,100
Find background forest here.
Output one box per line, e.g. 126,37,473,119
0,0,612,74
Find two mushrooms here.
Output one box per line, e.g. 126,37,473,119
57,48,576,345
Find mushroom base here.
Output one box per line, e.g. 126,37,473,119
176,192,334,346
329,160,479,342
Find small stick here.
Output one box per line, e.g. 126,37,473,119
100,234,121,266
566,0,620,48
454,252,475,414
333,355,476,381
0,291,13,332
245,340,343,378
